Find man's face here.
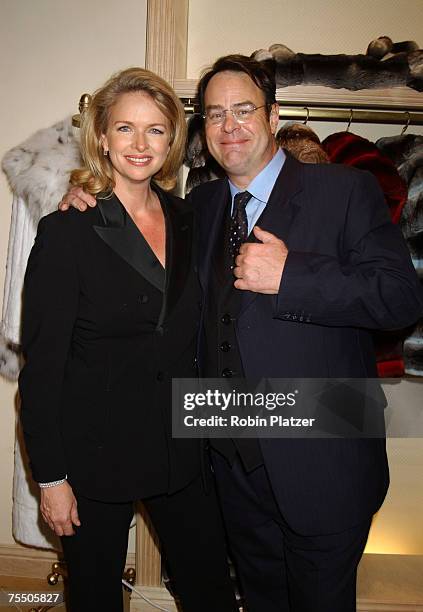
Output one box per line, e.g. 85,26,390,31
203,71,279,188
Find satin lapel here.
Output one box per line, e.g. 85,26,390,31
239,152,304,315
198,180,231,291
94,193,165,292
154,187,192,326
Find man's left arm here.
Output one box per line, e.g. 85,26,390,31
235,171,423,330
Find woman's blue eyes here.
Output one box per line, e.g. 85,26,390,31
117,126,164,134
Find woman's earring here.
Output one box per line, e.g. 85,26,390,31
103,149,109,156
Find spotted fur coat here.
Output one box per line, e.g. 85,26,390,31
1,117,81,548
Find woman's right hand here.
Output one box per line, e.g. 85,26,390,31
58,186,96,211
40,481,81,536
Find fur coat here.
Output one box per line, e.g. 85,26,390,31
376,134,423,376
253,36,422,91
1,117,81,548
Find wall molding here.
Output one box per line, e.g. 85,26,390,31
357,554,423,611
174,79,423,110
0,543,135,580
357,603,423,611
0,544,61,580
145,0,188,84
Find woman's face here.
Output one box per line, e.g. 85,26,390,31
101,91,171,190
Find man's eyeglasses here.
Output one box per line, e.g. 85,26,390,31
202,104,268,126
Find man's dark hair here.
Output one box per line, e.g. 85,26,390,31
196,54,276,114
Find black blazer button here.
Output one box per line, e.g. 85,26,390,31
139,295,149,304
156,371,164,381
220,341,231,352
221,314,231,325
221,368,233,378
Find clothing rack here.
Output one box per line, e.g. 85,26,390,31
180,99,423,127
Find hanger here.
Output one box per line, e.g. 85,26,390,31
401,111,410,135
346,108,354,132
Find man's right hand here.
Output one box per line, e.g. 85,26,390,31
59,186,96,211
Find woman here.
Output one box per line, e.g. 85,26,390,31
19,68,237,612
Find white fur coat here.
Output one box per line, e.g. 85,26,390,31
1,117,81,548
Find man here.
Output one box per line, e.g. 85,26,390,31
61,55,423,612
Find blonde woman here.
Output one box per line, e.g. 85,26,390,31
19,68,236,612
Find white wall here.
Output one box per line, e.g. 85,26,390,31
0,0,147,549
186,0,423,555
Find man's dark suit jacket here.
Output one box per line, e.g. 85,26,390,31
193,152,423,536
19,187,201,502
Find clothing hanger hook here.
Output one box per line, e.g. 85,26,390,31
303,107,310,125
346,109,354,132
401,111,410,135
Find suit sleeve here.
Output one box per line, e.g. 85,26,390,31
275,170,423,329
18,214,79,483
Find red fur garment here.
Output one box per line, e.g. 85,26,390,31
322,132,409,377
322,131,408,223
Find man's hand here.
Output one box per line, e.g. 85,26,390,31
234,226,288,294
40,481,81,536
59,186,96,211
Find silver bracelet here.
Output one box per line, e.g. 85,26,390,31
39,476,67,488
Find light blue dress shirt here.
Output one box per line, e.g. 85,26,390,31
229,148,286,234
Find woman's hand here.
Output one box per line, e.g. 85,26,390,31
40,481,81,536
58,186,96,211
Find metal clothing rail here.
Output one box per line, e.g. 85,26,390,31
180,99,423,127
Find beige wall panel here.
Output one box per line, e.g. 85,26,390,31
366,383,423,555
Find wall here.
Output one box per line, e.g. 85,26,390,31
188,0,423,77
186,0,423,554
0,0,147,550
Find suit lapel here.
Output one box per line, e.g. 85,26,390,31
94,192,165,292
155,187,192,327
239,152,304,314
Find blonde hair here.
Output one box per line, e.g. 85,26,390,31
70,67,187,193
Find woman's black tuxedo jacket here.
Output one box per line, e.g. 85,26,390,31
19,187,201,502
